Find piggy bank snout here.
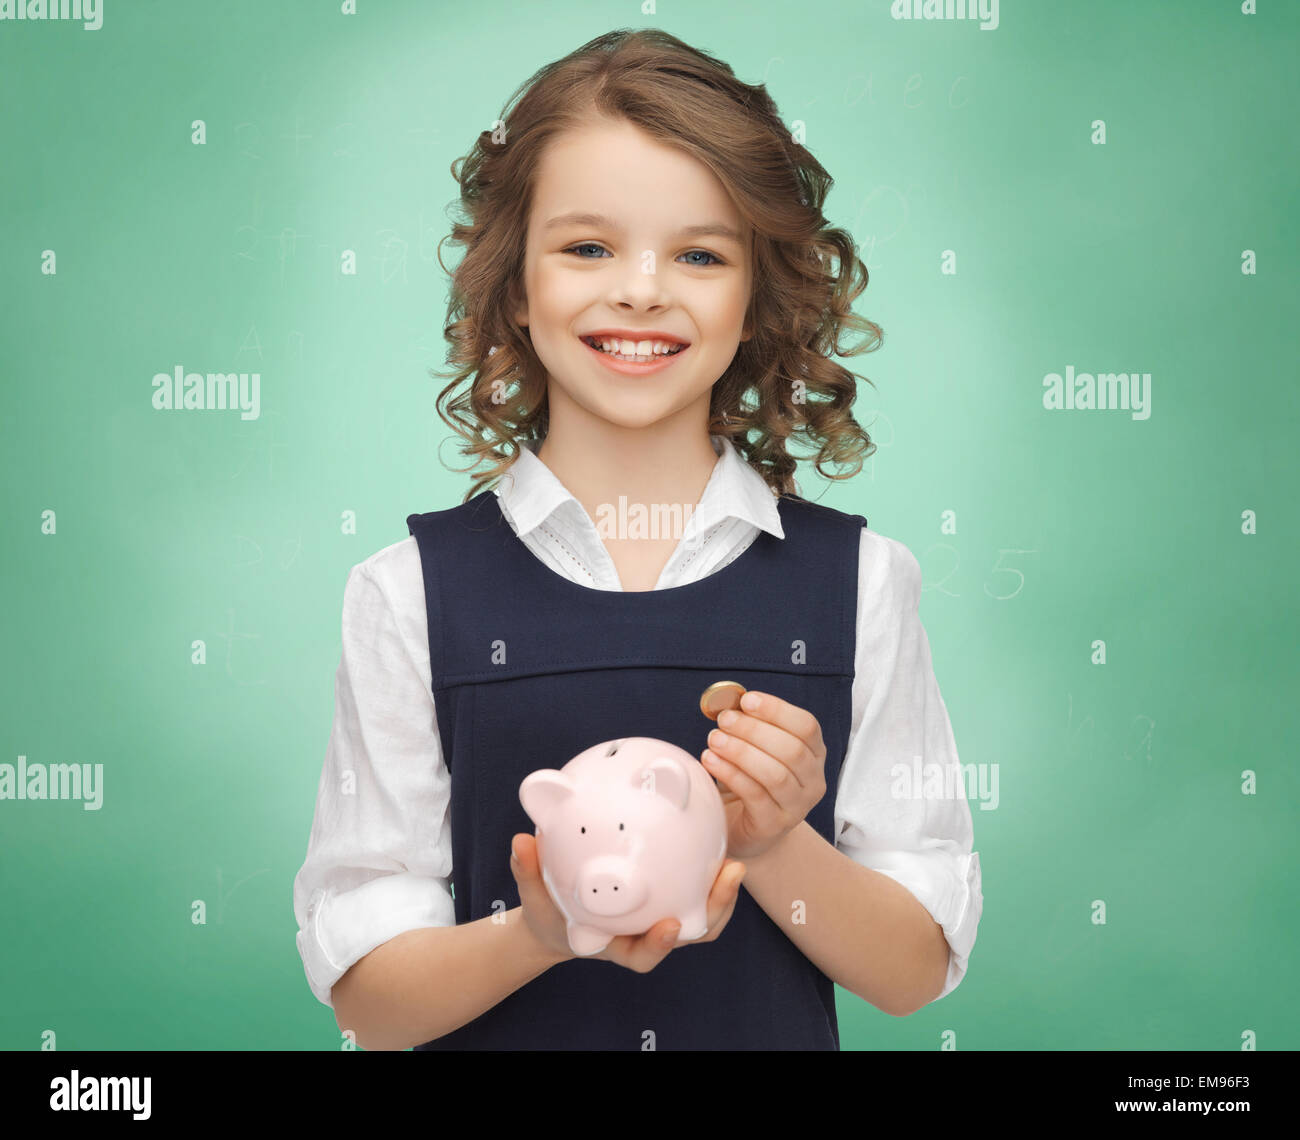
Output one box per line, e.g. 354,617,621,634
575,854,649,917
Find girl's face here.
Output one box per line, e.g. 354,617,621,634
514,117,753,436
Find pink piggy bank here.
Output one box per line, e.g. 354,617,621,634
518,737,728,957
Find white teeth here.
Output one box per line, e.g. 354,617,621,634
585,336,684,358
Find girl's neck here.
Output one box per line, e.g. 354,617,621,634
534,420,720,524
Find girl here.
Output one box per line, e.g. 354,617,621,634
293,28,982,1051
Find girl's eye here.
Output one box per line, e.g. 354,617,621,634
562,243,724,267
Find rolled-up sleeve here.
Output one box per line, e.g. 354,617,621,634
834,529,984,1004
293,548,456,1009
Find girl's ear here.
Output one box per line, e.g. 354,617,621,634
509,280,528,328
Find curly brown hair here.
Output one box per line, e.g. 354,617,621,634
433,27,881,502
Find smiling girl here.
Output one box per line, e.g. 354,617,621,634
293,28,982,1051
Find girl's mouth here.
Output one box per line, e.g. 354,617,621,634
579,335,690,375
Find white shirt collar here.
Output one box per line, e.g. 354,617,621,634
493,434,785,544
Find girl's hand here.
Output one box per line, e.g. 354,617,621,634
509,833,746,973
701,690,828,860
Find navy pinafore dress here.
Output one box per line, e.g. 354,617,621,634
405,489,867,1050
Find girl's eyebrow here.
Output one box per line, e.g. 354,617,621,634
543,210,744,245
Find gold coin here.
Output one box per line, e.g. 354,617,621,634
699,680,747,720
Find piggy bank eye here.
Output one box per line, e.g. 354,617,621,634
580,826,585,834
619,822,624,830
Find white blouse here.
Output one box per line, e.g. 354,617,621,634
293,435,983,1012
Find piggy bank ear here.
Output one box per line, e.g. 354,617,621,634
519,770,573,827
633,756,690,811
